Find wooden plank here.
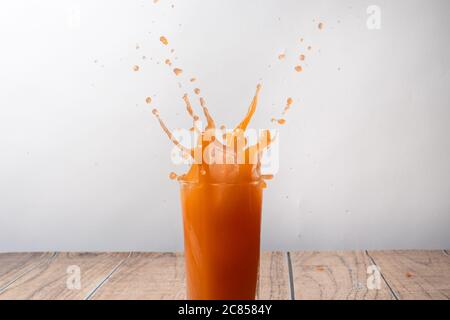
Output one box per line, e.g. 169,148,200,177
290,251,395,300
0,253,128,300
367,250,450,300
257,252,291,300
0,253,54,292
91,252,186,300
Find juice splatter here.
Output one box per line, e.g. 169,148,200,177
295,65,303,72
278,53,286,60
165,59,172,66
299,54,305,61
133,65,140,71
160,36,169,45
282,97,294,115
271,118,286,125
194,88,201,95
169,172,177,180
318,22,324,30
145,97,152,104
153,84,274,184
173,68,183,76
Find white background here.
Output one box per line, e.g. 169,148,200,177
1,0,449,251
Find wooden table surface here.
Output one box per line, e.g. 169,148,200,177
0,250,449,300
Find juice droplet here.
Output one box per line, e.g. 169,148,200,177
160,36,169,45
165,59,172,66
173,68,183,76
153,0,159,3
190,78,196,82
152,108,159,116
171,49,175,53
307,46,312,50
278,53,286,60
169,172,177,180
300,38,304,42
295,65,303,72
272,118,286,125
194,88,201,95
299,54,305,61
145,97,152,104
262,174,274,180
132,65,140,72
282,97,294,115
318,22,324,30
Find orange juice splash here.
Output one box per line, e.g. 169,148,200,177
145,15,327,300
152,83,276,185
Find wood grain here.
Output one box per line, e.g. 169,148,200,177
90,252,186,300
0,251,449,300
257,252,291,300
0,252,127,300
0,252,54,292
290,251,395,300
367,250,450,300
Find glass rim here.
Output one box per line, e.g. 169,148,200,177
178,180,262,186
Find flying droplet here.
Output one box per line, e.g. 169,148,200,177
194,88,200,95
132,65,140,72
278,53,286,60
145,97,152,104
160,36,169,45
299,54,305,61
173,68,183,76
318,22,324,30
295,65,303,72
152,108,159,116
169,172,177,180
190,78,196,82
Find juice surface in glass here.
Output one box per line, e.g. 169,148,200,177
180,181,262,300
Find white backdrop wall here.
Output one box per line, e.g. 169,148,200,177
1,0,449,251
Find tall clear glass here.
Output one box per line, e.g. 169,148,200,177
180,181,263,300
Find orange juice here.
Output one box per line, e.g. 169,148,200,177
153,85,274,299
180,181,262,299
